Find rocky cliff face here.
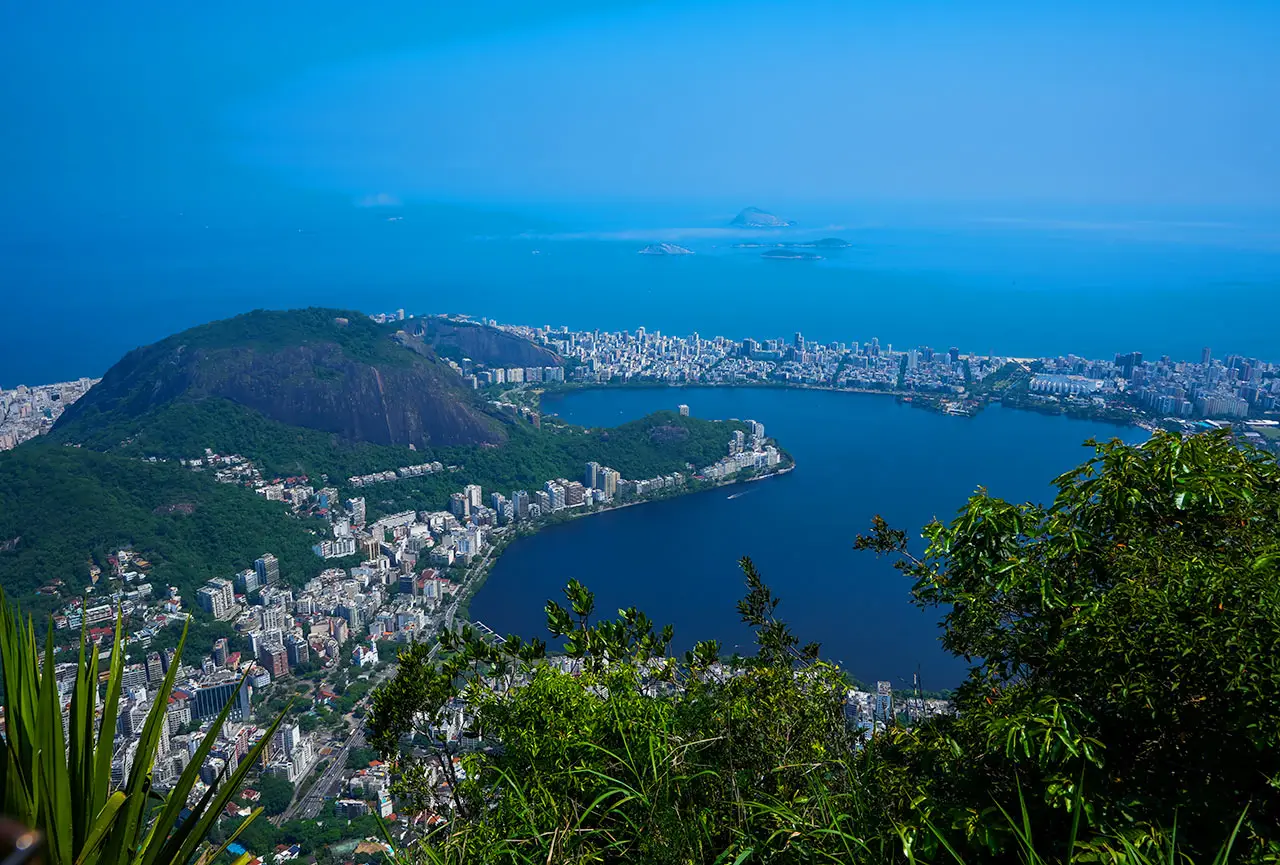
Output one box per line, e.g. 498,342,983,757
398,317,562,369
55,308,509,449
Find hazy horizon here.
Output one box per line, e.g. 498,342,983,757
4,0,1279,387
4,0,1280,222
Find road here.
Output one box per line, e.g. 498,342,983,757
273,537,505,823
442,528,506,631
279,725,365,822
275,669,393,823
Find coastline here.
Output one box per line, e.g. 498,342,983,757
453,459,794,621
535,380,1146,431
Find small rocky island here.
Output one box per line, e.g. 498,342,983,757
730,206,794,228
638,243,695,256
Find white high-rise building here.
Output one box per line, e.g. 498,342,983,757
601,468,619,500
196,578,236,620
346,497,367,526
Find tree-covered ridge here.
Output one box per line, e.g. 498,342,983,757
0,442,333,615
53,307,508,451
369,431,1280,864
0,402,753,610
142,307,410,363
48,397,745,496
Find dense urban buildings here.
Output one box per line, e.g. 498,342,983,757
0,377,99,450
465,317,1277,422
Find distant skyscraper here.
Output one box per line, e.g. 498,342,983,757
346,497,366,526
235,568,259,595
601,468,619,499
196,578,236,620
191,678,252,721
464,484,483,509
335,603,362,631
255,553,279,586
285,635,310,667
949,346,960,363
258,643,289,680
793,331,804,350
450,492,470,518
875,681,893,723
1116,351,1143,381
585,461,602,489
513,490,530,520
1201,346,1212,366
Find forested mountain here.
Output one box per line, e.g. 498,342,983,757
53,308,513,451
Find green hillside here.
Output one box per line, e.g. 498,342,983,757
2,408,748,608
53,307,511,451
0,442,332,616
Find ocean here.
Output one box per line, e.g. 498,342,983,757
470,387,1149,689
4,201,1280,387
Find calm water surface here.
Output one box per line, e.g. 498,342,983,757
471,387,1148,689
6,206,1280,386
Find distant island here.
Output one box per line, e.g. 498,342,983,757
761,250,824,261
730,206,794,228
799,237,853,249
638,243,695,256
733,237,851,250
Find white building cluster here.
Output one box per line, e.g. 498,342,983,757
0,377,99,450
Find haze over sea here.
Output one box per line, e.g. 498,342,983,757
5,202,1280,388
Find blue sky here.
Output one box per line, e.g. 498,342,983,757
3,0,1279,218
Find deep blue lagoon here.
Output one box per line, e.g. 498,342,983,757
471,387,1148,689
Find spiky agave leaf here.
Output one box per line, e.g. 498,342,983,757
0,590,287,865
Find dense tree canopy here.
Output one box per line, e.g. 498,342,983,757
0,442,331,614
857,428,1280,855
254,775,295,817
